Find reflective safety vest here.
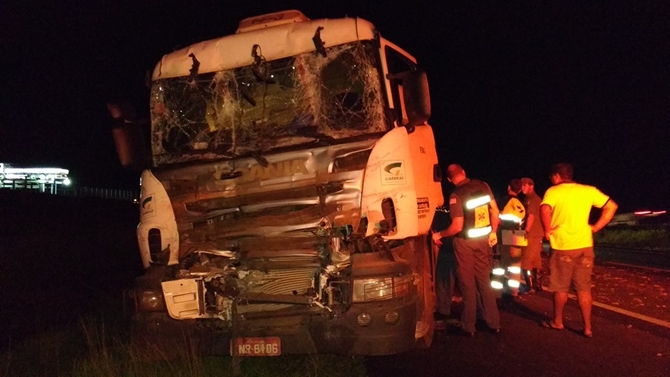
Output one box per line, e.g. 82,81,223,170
453,179,493,239
499,196,525,230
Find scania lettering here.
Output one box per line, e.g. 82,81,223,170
111,9,443,356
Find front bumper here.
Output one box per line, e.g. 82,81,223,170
131,295,418,356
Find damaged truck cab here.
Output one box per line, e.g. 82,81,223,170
117,9,443,356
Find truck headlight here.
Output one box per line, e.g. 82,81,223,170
352,275,412,303
137,289,166,312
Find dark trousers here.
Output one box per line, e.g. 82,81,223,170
435,244,457,315
453,237,501,332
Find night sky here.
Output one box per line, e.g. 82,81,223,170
1,0,668,212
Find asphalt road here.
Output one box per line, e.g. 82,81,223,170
365,267,670,377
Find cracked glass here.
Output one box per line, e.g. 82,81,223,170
150,41,387,166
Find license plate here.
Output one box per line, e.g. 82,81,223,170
230,337,281,357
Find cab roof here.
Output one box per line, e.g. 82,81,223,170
152,10,377,80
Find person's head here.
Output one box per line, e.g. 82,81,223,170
550,163,573,185
507,179,521,196
446,164,467,185
520,177,534,195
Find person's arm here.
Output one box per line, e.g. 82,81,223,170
437,216,464,239
432,193,464,244
431,216,463,244
540,204,552,240
489,198,500,233
591,199,618,233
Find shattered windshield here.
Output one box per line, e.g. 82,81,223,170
150,41,386,165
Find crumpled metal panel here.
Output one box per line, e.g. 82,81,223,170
154,139,375,316
155,140,374,260
148,32,393,319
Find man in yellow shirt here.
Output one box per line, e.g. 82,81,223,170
540,163,618,338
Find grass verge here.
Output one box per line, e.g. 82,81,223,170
595,225,670,251
0,316,367,377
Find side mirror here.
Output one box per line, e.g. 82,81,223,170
107,102,149,171
112,125,147,170
402,70,431,127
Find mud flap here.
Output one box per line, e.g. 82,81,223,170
413,235,436,348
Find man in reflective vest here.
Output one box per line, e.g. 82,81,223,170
496,179,526,296
432,164,501,336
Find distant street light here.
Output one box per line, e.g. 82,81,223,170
0,162,71,194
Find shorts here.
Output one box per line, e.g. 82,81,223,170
548,247,595,293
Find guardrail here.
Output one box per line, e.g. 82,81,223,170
57,187,139,202
1,185,138,202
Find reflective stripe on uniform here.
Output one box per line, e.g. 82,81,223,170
465,195,491,209
507,266,521,274
499,213,523,223
492,268,506,276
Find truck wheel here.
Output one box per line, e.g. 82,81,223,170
414,235,436,348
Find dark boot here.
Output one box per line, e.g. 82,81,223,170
533,268,543,292
522,270,535,294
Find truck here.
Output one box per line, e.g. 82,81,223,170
111,9,444,356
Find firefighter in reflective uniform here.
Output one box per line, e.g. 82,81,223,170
432,164,501,336
495,179,526,296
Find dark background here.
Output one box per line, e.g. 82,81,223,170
2,0,669,211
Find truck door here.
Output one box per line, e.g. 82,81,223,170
380,40,443,235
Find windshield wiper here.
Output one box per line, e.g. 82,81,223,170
294,125,334,144
240,84,256,106
288,113,334,144
217,171,243,181
250,150,268,167
211,148,267,166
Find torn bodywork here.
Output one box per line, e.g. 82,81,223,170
127,10,442,356
134,138,425,354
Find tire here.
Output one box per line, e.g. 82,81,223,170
414,234,436,348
